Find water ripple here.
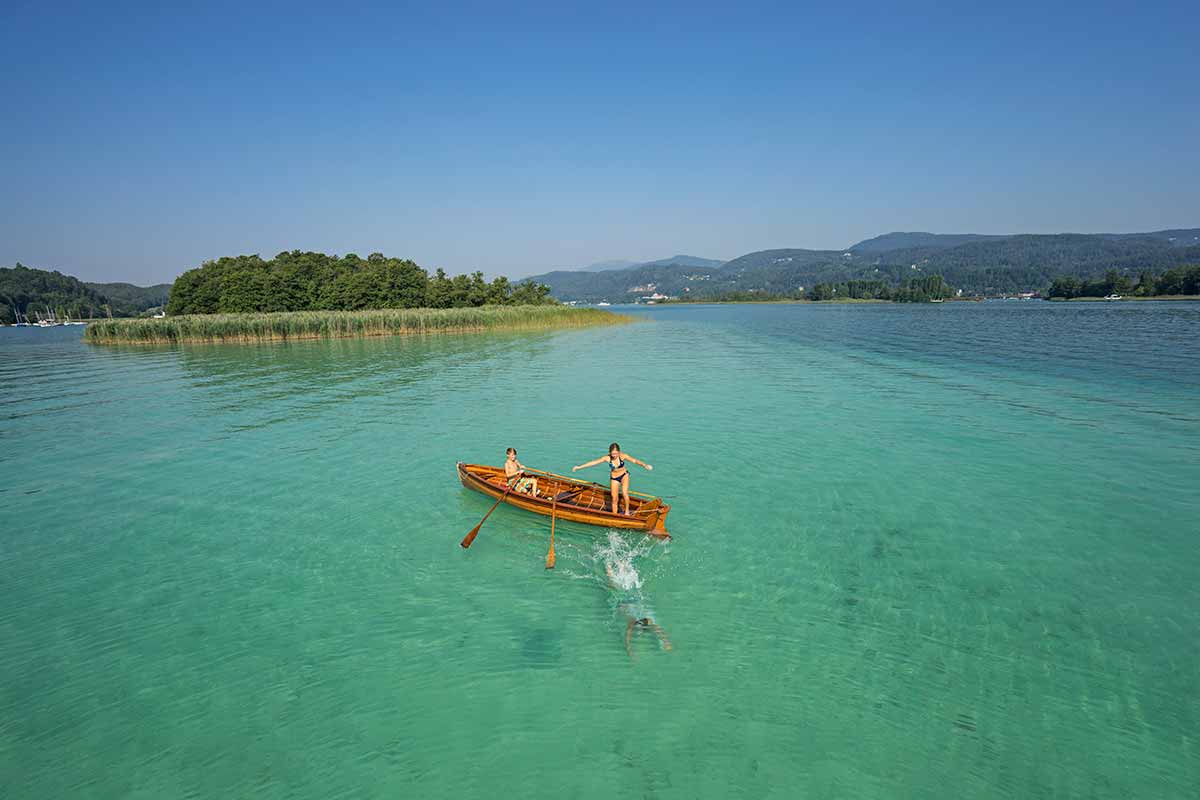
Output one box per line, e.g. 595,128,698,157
2,310,1199,799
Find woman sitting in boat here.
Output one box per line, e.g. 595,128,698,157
504,448,538,496
572,442,652,515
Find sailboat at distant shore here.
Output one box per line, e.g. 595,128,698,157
35,308,61,327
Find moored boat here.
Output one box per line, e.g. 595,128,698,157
457,462,671,538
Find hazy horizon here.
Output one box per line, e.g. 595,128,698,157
3,2,1198,286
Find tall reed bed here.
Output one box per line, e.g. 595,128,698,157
85,305,629,344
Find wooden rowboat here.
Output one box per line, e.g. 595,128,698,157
456,462,671,538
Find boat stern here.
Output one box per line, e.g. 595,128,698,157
649,504,671,539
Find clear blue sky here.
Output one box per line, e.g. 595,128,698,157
3,0,1197,284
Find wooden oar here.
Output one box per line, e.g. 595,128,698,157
545,498,557,569
460,485,514,549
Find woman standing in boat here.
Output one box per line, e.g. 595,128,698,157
572,442,652,515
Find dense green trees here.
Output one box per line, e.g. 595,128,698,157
83,281,171,315
806,275,953,302
1046,265,1200,298
1,264,111,322
1153,264,1200,296
892,274,955,302
806,279,895,301
166,251,553,315
1,265,172,322
663,274,957,303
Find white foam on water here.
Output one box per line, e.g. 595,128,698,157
591,529,660,591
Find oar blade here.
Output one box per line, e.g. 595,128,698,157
460,522,482,549
460,490,510,550
545,503,557,569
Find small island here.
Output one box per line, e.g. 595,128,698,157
84,251,629,344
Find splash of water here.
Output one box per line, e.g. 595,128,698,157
556,529,663,587
593,530,657,591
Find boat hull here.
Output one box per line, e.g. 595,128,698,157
457,462,670,538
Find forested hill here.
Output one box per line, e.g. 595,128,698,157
1,264,110,322
84,282,172,314
1096,229,1200,246
850,229,1200,253
553,254,722,273
864,235,1200,295
0,264,172,321
526,229,1200,301
848,233,1008,252
638,255,724,268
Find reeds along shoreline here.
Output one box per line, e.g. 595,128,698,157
84,306,631,344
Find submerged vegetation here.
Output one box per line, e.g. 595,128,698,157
168,251,553,315
85,305,628,344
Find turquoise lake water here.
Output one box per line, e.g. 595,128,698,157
2,302,1198,798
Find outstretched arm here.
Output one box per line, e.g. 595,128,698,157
649,622,672,651
572,456,608,471
622,453,654,471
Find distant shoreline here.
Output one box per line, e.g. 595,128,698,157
1047,295,1200,302
658,298,895,306
649,295,1200,306
84,306,629,344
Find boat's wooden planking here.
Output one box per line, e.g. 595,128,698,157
457,462,670,537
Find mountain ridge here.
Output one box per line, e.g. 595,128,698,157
526,228,1200,301
848,228,1200,253
83,281,172,314
552,254,723,273
849,232,1009,252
